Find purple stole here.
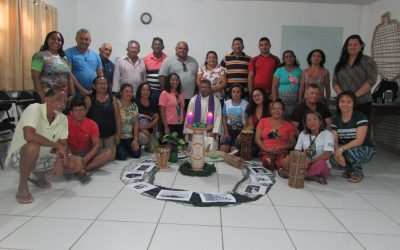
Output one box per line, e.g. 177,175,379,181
194,94,215,123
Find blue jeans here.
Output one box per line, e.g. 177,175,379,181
116,138,141,160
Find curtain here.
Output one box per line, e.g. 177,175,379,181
0,0,58,91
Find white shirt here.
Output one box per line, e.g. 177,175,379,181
295,130,334,165
112,56,146,93
183,94,221,135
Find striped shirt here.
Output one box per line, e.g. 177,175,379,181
331,111,373,147
143,53,167,91
221,52,251,94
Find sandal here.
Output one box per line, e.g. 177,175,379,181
306,176,328,185
278,168,289,178
15,192,34,204
347,175,363,183
28,176,51,189
74,172,92,184
342,171,352,179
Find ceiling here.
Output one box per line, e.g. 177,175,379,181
222,0,377,5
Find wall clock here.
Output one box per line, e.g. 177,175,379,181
140,12,152,25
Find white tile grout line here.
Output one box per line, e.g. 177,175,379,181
146,162,179,249
306,182,369,249
67,178,126,249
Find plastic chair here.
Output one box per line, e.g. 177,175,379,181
0,91,16,169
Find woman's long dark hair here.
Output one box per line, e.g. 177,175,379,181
165,73,182,94
40,31,66,58
307,49,326,67
279,50,300,68
135,82,152,101
246,87,270,118
334,34,364,75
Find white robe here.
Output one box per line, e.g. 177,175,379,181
183,94,221,135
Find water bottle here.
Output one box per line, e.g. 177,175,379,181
385,90,393,104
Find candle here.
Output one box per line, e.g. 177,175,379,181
206,112,213,125
187,112,194,125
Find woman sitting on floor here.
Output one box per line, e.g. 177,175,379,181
135,82,160,151
85,76,121,159
294,110,334,185
220,84,248,153
116,84,141,160
330,91,376,183
255,99,296,173
244,87,270,156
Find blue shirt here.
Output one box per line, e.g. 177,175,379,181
101,57,115,90
65,47,102,91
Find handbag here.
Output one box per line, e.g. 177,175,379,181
372,78,399,103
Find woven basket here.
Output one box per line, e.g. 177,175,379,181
288,151,307,189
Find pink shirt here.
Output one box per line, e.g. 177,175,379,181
256,118,296,148
159,90,185,125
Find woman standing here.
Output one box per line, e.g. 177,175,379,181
330,91,375,183
115,84,141,160
255,100,296,172
272,50,302,118
159,73,185,138
299,49,330,104
85,76,121,158
333,35,378,118
135,83,160,151
294,110,334,185
196,51,227,105
31,31,75,103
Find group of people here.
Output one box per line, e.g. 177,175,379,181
6,28,378,204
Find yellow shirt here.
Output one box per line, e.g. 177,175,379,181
6,103,68,165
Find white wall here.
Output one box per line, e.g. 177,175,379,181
46,0,365,68
46,0,400,75
45,0,77,47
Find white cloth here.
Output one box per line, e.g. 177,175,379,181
183,94,221,135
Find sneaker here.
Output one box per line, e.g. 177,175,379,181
73,172,92,183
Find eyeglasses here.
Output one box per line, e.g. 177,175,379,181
182,62,188,72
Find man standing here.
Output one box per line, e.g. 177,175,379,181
221,37,251,99
248,37,280,95
112,40,146,94
183,79,221,137
143,37,167,103
66,28,103,96
5,87,82,204
159,41,198,108
67,98,113,182
291,83,332,132
99,43,115,91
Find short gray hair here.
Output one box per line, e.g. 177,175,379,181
127,40,140,48
76,28,90,37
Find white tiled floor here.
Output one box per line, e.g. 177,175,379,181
0,147,400,250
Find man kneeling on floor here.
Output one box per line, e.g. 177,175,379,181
5,87,84,204
66,98,114,182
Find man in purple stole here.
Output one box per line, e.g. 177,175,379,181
183,79,221,137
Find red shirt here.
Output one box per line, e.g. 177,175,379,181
256,118,296,148
248,54,280,93
67,115,99,153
